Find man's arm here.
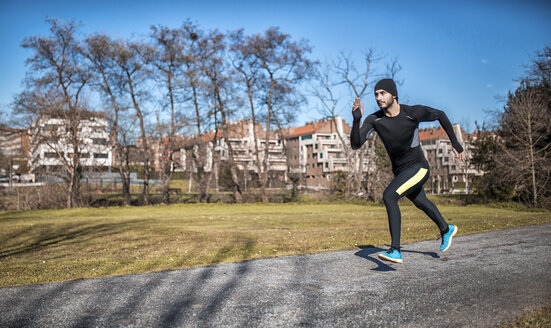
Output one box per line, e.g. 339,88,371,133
411,105,465,161
350,97,375,150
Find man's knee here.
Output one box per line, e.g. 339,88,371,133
383,187,398,204
411,194,433,211
411,198,425,209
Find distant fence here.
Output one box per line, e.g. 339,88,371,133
0,182,46,188
33,172,163,186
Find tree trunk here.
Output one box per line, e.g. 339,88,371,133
67,169,74,208
527,120,538,206
163,74,176,205
218,108,242,203
247,82,265,202
191,83,213,203
260,77,275,203
121,171,131,205
127,71,150,205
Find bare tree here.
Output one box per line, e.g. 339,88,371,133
110,39,154,205
312,51,371,198
150,25,189,204
525,45,551,88
472,46,551,208
311,62,361,198
229,29,264,197
16,18,93,208
498,82,551,206
248,27,315,202
84,33,135,205
178,22,218,203
311,50,401,200
200,30,244,203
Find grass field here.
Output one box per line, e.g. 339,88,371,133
498,306,551,328
1,201,550,287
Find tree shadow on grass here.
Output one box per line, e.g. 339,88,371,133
0,219,148,260
3,234,259,327
354,245,439,271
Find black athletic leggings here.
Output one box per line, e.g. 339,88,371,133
383,163,449,250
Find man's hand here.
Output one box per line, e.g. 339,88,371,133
453,148,466,162
352,97,364,121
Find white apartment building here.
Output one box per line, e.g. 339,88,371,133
30,113,112,175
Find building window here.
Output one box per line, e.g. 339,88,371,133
92,138,108,145
315,144,318,149
438,149,443,154
319,153,323,159
44,152,60,158
325,162,328,168
452,165,456,170
301,135,312,140
94,153,108,159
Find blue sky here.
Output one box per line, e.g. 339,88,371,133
1,0,550,132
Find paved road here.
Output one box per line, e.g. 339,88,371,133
1,224,550,327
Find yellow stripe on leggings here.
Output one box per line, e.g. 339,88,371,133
396,168,428,195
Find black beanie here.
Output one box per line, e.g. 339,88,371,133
374,79,398,99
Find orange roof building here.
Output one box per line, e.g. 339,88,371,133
419,124,482,194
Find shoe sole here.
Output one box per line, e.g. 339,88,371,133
441,226,458,252
378,253,403,263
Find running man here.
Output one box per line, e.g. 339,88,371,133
350,78,465,263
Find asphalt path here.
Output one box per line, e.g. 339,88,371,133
1,224,550,327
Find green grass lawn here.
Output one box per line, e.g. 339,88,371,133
1,202,550,287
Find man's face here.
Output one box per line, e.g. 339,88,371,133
375,90,395,109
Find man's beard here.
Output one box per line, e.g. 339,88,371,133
378,97,394,109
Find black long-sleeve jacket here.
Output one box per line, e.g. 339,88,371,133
350,104,464,174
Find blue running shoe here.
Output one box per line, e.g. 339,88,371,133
440,224,458,252
378,248,403,263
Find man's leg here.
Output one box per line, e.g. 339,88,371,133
407,188,458,251
406,188,448,234
382,164,430,250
